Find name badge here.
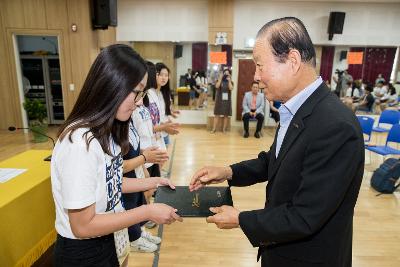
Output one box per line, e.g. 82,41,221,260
114,228,129,264
222,92,229,101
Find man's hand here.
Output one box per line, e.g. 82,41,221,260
189,166,232,191
206,205,240,229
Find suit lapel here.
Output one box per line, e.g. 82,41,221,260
268,124,279,178
268,84,331,180
269,118,304,179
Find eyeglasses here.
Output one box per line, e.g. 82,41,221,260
133,90,147,103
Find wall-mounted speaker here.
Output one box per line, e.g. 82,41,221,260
174,45,183,58
340,50,347,61
91,0,117,30
328,12,345,40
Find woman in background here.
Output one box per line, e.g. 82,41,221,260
155,62,180,147
212,68,233,133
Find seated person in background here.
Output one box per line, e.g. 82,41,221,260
346,81,361,99
195,71,208,109
352,85,374,113
378,83,398,112
373,81,386,98
269,100,281,123
375,73,385,85
242,82,265,138
342,81,361,109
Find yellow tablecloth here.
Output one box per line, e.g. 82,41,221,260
176,86,190,92
0,150,55,267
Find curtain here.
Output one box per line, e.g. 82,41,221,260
348,47,397,84
347,47,365,81
320,46,335,82
362,47,396,84
192,42,208,72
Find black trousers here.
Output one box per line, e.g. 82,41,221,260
243,113,264,132
54,234,119,267
122,190,147,241
147,164,160,177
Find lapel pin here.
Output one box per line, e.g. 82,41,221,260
293,123,299,128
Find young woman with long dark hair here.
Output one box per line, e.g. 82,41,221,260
51,44,182,266
155,62,180,146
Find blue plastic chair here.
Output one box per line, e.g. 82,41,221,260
357,116,374,143
372,110,400,133
366,123,400,156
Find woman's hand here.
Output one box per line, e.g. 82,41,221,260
142,146,169,164
147,203,183,225
162,122,180,135
171,110,180,119
156,177,176,190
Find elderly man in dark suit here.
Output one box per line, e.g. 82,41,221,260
190,17,364,267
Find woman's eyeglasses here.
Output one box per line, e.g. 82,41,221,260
133,90,147,103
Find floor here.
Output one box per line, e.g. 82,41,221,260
1,117,399,267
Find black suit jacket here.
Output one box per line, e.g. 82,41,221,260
229,83,364,267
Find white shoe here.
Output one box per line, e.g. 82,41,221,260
130,237,158,253
141,230,162,245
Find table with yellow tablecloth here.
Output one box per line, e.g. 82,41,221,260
0,150,55,267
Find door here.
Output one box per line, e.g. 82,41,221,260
236,59,256,120
20,56,50,121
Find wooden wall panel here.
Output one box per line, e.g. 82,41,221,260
45,0,68,30
66,0,98,105
0,7,20,129
208,0,233,45
44,0,73,116
208,0,233,28
1,0,25,28
23,0,47,29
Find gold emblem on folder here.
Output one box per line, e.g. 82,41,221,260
192,193,200,208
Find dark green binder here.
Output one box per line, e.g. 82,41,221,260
154,186,233,217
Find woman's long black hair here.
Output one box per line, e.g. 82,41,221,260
155,62,172,116
143,61,157,107
58,44,147,155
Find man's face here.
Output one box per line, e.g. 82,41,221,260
253,38,292,102
251,83,259,94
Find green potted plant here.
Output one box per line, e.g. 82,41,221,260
23,98,48,143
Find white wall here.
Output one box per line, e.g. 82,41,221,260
176,43,192,87
117,0,208,42
234,1,400,49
